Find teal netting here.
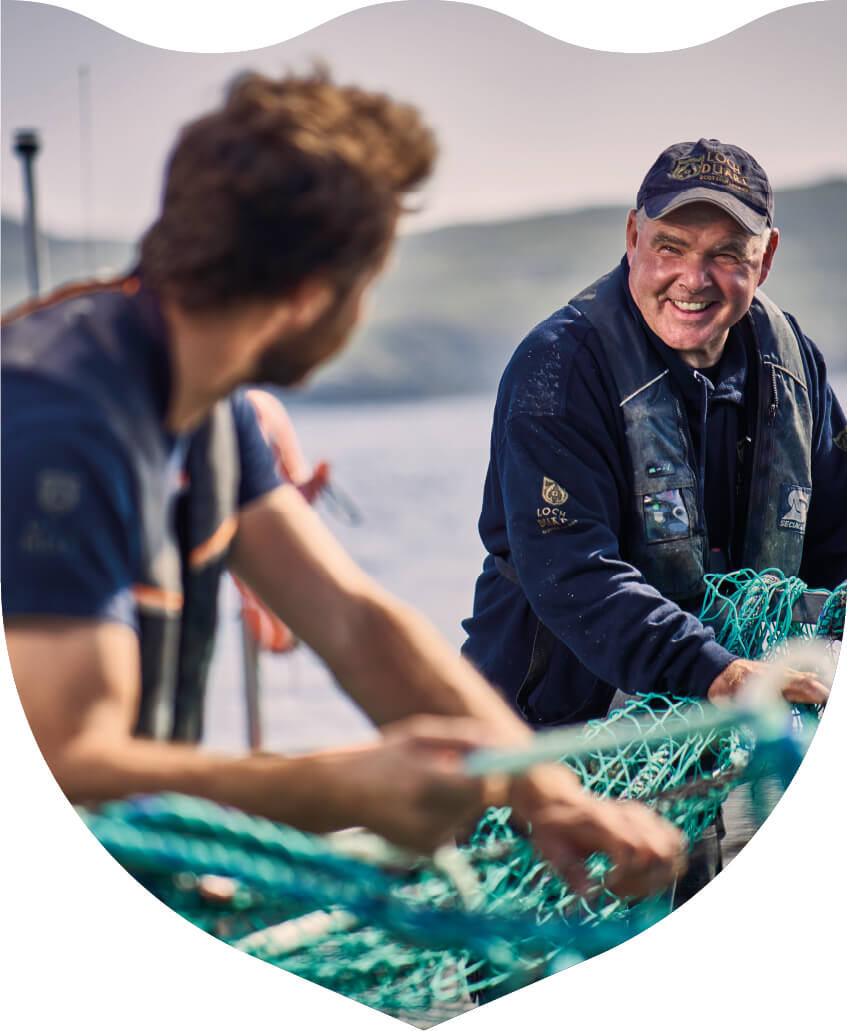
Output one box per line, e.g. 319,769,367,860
700,567,845,656
79,571,844,1024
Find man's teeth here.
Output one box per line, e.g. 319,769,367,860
671,300,711,312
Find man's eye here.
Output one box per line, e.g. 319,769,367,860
659,245,680,255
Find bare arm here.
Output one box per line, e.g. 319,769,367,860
8,606,685,896
6,618,498,853
229,484,545,733
229,485,688,895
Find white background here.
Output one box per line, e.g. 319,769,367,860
2,3,843,1029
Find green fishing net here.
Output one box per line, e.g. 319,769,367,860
80,570,844,1024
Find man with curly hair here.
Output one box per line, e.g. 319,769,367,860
2,72,684,896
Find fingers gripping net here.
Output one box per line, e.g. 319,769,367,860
78,572,844,1022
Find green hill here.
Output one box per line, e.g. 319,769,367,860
4,179,845,400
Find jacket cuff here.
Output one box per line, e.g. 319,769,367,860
687,640,737,698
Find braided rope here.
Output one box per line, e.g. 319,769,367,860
78,571,844,1020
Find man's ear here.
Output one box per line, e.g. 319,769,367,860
625,209,639,262
287,279,334,331
758,228,779,287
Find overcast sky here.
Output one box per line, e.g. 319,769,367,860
2,0,845,240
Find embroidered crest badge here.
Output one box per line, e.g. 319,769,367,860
670,155,703,181
541,477,568,506
834,426,847,453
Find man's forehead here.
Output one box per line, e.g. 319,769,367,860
649,202,755,243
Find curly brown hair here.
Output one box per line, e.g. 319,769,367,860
139,69,437,311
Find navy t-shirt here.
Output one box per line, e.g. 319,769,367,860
2,288,282,635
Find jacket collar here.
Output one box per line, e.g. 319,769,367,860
620,256,748,408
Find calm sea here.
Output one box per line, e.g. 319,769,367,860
204,377,847,755
204,393,496,754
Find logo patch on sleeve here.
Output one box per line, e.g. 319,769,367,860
537,477,576,534
541,477,568,506
778,484,811,533
37,469,81,515
834,426,847,453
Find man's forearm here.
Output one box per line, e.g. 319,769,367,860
52,734,366,833
48,719,521,854
230,486,535,744
326,588,535,742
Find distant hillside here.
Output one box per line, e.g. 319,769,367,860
3,179,845,400
2,218,137,309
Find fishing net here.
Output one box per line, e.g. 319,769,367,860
700,567,845,655
80,570,844,1025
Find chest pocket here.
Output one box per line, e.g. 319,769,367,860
620,371,706,599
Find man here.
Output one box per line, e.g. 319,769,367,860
463,138,841,726
1,71,685,899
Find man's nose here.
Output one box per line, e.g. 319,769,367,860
678,256,712,293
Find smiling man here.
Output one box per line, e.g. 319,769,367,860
463,138,845,726
625,203,777,368
462,138,847,900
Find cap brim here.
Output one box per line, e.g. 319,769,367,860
645,187,770,235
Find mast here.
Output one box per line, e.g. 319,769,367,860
13,128,43,296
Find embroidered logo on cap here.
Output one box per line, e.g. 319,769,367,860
670,148,750,194
670,155,703,181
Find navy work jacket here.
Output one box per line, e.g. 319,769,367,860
462,258,847,726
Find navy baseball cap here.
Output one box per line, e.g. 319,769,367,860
636,138,774,234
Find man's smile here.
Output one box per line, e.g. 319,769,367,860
667,299,715,313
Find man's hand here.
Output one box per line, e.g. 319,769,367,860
8,618,689,892
707,657,830,707
508,764,688,899
324,721,688,896
304,716,508,854
509,765,687,898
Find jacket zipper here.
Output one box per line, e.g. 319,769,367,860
766,359,779,425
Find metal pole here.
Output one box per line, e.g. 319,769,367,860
241,615,263,751
14,128,42,296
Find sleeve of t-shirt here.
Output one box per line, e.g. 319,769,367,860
497,326,736,698
230,390,284,509
2,385,140,629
